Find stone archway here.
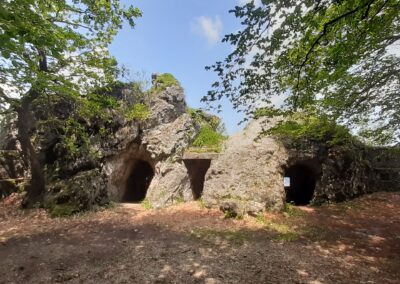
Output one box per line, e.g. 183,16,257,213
284,164,317,205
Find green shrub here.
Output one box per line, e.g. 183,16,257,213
191,126,226,152
267,113,355,146
284,202,302,217
187,108,227,152
126,103,150,121
188,108,223,132
149,73,181,93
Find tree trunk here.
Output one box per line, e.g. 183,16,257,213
17,92,45,208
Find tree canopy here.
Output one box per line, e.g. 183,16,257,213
0,0,141,105
0,0,141,206
204,0,400,144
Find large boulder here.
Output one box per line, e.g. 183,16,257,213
146,161,192,208
203,119,288,215
101,86,198,207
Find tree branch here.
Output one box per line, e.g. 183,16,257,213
293,1,376,109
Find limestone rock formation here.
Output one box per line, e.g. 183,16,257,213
0,79,200,213
0,117,26,198
45,84,199,212
1,77,399,216
146,162,192,208
203,119,288,215
203,119,398,215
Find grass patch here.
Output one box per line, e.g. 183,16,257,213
104,201,117,210
197,198,206,209
141,199,153,210
190,229,247,246
284,202,303,217
267,222,300,242
175,196,185,204
49,203,80,218
223,209,241,219
186,146,224,153
253,213,299,241
255,213,267,225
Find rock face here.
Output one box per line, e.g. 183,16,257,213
203,119,288,214
81,85,197,211
1,80,399,215
0,82,199,213
0,117,26,198
203,119,400,215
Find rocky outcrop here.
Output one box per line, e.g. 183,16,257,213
54,85,197,212
1,78,399,216
203,119,288,215
146,162,192,208
203,119,388,215
46,169,108,215
0,81,200,213
0,117,26,198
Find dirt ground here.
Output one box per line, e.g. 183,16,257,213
0,192,399,284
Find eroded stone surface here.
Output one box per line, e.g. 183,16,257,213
203,119,288,215
147,161,192,208
34,85,198,210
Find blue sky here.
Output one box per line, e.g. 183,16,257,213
110,1,249,134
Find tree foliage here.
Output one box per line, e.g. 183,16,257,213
0,0,141,103
205,0,400,144
0,0,141,205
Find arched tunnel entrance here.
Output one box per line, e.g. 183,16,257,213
184,159,211,200
122,160,154,203
284,164,317,205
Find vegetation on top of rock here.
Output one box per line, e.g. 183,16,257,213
188,108,225,133
125,103,150,122
191,126,226,153
149,73,181,93
256,108,356,146
187,108,227,153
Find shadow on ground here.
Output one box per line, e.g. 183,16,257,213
0,192,399,284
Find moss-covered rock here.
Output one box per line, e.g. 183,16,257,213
45,169,108,215
150,73,181,93
49,203,80,218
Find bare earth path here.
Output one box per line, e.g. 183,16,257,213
0,192,399,284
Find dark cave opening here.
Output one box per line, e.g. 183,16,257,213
284,164,316,205
122,160,154,203
184,159,211,200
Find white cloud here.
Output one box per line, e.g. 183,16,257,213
238,0,262,7
192,16,223,45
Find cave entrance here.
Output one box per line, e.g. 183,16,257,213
184,159,211,200
122,160,154,203
284,164,316,205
